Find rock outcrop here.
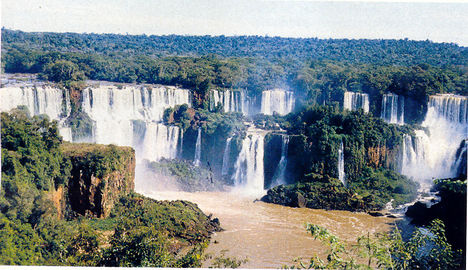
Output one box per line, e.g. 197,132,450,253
61,142,135,218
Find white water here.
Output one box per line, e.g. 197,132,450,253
210,90,246,113
381,93,404,124
221,136,233,176
0,85,71,138
260,89,295,116
140,123,180,161
338,140,346,186
400,94,467,185
80,85,190,160
193,127,202,166
0,85,70,120
270,135,289,188
343,91,369,113
232,128,266,197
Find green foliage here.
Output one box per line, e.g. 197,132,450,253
208,249,249,268
275,105,418,209
262,175,380,211
1,109,71,223
3,29,467,67
290,219,462,270
40,60,85,83
0,214,43,265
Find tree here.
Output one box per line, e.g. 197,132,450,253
40,60,85,83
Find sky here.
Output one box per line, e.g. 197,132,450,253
1,0,468,46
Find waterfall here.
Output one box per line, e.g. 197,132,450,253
338,140,346,186
193,128,202,166
140,123,180,161
232,129,265,196
381,93,404,124
80,85,191,159
0,85,72,140
451,139,467,177
343,91,369,113
210,90,245,113
270,135,289,187
178,128,184,157
429,94,467,124
400,94,467,184
0,85,69,120
1,83,192,161
221,136,233,176
261,89,295,116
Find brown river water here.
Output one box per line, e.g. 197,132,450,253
143,190,395,268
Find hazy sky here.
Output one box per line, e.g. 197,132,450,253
2,0,468,46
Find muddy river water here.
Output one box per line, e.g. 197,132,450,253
144,190,394,268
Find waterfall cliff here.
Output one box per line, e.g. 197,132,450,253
338,140,346,186
1,84,191,161
343,91,369,113
193,128,202,166
381,93,405,124
210,90,246,113
260,89,295,116
221,136,233,176
270,135,289,187
400,94,467,184
232,128,266,196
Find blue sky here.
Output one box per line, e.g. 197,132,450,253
2,0,467,46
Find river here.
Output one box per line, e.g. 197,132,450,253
142,190,394,268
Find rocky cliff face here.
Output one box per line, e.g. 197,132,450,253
61,143,135,218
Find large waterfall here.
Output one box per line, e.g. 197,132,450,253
338,140,346,186
0,85,72,140
80,85,190,160
193,127,202,166
210,90,246,113
232,128,266,196
0,85,70,120
400,94,467,184
221,136,233,176
260,89,295,116
270,135,289,188
381,93,405,124
1,83,191,162
343,91,369,113
140,123,180,161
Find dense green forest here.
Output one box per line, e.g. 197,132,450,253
3,28,467,67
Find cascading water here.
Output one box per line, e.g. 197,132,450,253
193,128,202,166
221,136,233,176
270,135,289,188
381,93,404,124
210,90,245,113
0,85,71,135
260,89,295,116
179,128,184,157
140,123,180,161
80,85,191,160
452,139,467,177
232,128,265,196
343,91,369,113
400,94,467,185
338,140,346,187
1,83,191,161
